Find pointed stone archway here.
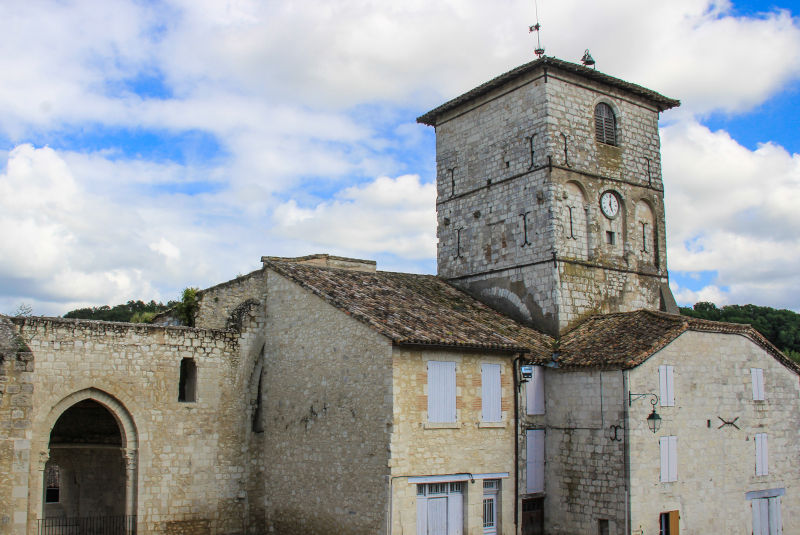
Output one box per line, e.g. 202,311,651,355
35,389,138,530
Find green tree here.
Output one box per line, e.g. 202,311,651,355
174,288,200,327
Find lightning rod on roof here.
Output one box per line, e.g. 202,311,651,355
529,0,545,58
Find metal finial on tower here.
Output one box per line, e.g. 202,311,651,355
529,0,545,58
581,49,595,68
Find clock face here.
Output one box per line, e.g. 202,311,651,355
600,191,620,218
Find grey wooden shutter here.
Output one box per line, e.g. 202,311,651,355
526,429,545,493
428,361,456,422
594,103,617,145
752,368,765,401
756,433,768,476
526,366,545,415
482,363,501,422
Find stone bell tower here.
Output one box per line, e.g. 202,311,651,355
417,57,680,336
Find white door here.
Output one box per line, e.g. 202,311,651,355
428,497,448,535
753,497,782,535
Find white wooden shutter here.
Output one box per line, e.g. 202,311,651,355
526,429,545,493
753,498,767,535
659,365,675,406
752,368,765,401
482,363,501,422
526,366,545,415
428,361,456,422
756,433,768,476
660,436,677,482
416,492,427,535
770,496,782,535
447,489,463,535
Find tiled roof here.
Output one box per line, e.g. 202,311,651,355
264,260,553,358
558,309,800,373
417,56,680,126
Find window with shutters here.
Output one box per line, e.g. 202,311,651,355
752,496,782,535
526,429,545,493
660,436,677,482
428,361,457,423
526,366,545,415
416,482,464,535
752,368,765,401
481,363,501,422
756,433,769,476
595,103,617,146
659,365,675,406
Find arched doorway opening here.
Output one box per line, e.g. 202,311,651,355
41,395,137,533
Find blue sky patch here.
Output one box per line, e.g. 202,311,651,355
38,126,225,165
106,71,173,100
703,79,800,154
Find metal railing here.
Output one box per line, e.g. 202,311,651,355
37,515,136,535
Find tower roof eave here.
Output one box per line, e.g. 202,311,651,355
416,56,680,126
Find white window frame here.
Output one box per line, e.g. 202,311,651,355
659,365,675,406
756,433,769,476
752,368,765,401
416,481,464,535
428,361,456,423
482,479,500,534
481,363,502,422
526,429,545,493
659,435,677,482
526,366,545,415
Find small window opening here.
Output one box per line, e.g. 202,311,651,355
598,519,609,535
606,231,615,245
595,103,617,146
641,222,649,252
252,371,264,433
45,464,60,503
178,358,197,402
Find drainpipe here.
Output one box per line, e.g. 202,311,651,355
623,369,631,535
512,353,525,532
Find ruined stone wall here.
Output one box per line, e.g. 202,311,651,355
0,318,34,535
539,368,626,534
261,270,393,534
194,269,266,330
389,348,516,535
628,331,800,534
9,316,260,535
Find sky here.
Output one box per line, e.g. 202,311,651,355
1,0,799,317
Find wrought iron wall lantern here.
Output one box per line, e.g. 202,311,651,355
628,392,661,433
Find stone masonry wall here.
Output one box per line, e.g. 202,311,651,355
539,369,626,534
628,331,800,534
10,316,260,535
433,64,671,334
261,270,393,534
195,269,266,330
390,348,516,535
0,318,34,535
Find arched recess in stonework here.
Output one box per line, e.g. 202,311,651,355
561,181,590,260
39,389,138,523
634,199,656,266
248,344,266,433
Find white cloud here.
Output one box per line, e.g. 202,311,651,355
663,120,800,308
272,175,436,260
0,0,799,315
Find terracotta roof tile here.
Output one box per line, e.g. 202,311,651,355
264,260,553,358
558,309,800,373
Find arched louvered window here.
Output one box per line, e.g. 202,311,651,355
595,103,617,146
